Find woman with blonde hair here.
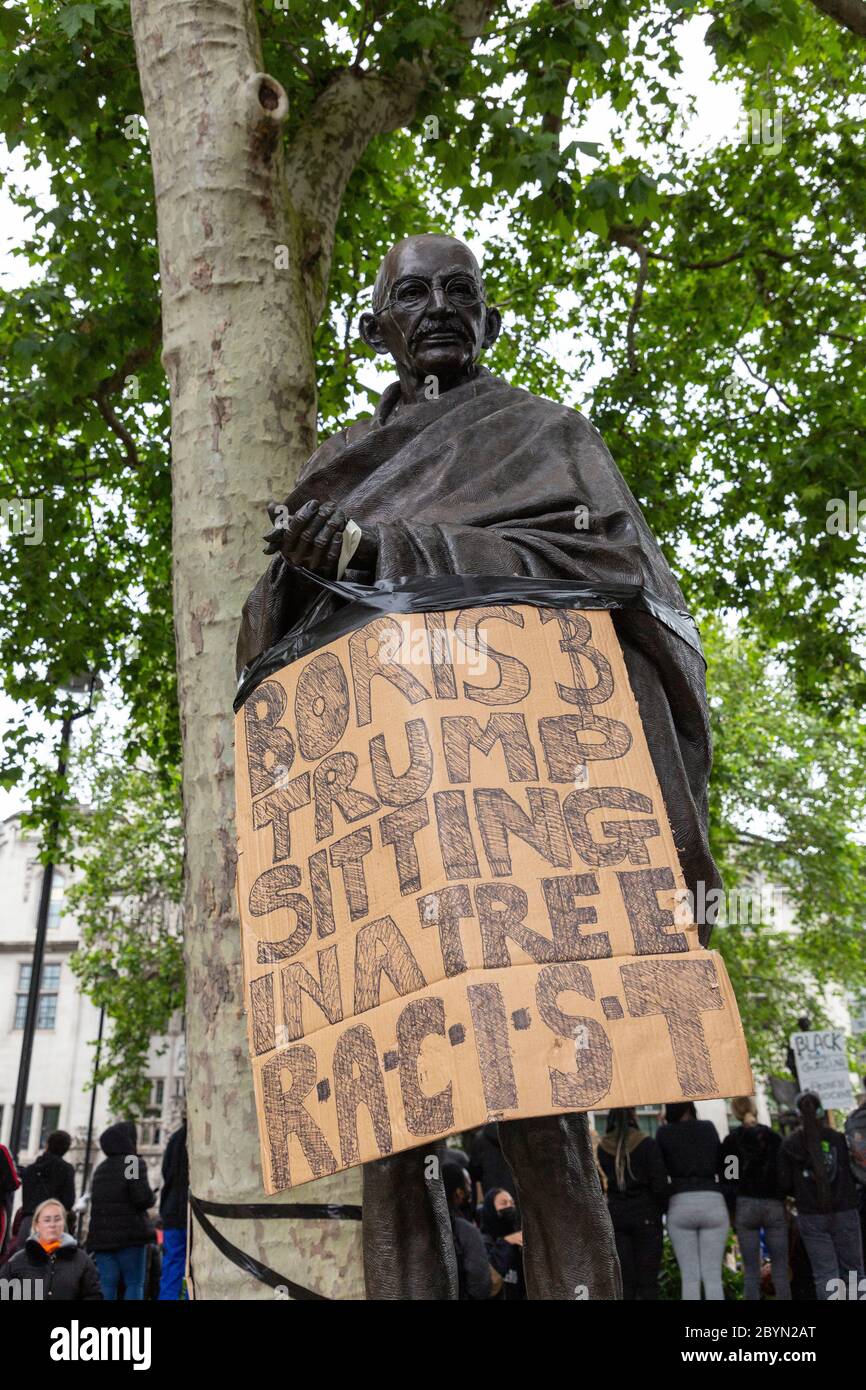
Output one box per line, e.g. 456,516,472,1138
720,1095,789,1300
0,1198,102,1300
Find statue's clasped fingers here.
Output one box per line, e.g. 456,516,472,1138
262,498,319,558
305,507,347,576
310,508,347,550
261,499,348,577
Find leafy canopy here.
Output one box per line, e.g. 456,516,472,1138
1,0,864,1080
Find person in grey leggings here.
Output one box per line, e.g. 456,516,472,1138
721,1096,791,1300
657,1102,728,1300
734,1197,790,1299
667,1190,729,1299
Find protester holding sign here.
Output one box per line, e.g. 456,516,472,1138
789,1029,855,1113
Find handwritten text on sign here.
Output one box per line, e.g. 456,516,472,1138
235,606,751,1191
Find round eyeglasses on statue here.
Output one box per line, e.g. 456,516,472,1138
383,274,485,313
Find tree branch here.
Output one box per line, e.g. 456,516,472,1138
92,391,139,468
734,349,795,414
808,0,866,37
648,243,805,271
605,228,808,373
85,327,161,469
285,0,500,327
609,227,649,375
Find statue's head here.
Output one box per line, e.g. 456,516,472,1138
359,233,501,391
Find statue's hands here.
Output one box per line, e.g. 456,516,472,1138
262,498,347,578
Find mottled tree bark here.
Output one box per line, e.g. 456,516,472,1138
129,0,358,1300
809,0,866,38
130,0,497,1299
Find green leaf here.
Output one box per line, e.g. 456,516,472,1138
57,5,97,40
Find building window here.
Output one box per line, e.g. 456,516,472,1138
39,1105,61,1149
20,1104,33,1152
46,873,65,931
14,962,61,1030
143,1078,165,1147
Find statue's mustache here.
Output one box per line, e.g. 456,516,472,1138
411,316,469,347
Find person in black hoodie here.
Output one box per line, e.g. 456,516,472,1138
779,1091,865,1300
0,1198,102,1300
480,1188,525,1299
18,1130,76,1241
597,1108,668,1300
720,1096,790,1300
443,1164,494,1300
0,1142,20,1257
157,1120,189,1300
86,1120,155,1300
468,1123,517,1208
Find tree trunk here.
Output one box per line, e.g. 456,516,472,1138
808,0,866,38
130,0,364,1299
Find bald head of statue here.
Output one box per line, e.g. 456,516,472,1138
359,233,501,404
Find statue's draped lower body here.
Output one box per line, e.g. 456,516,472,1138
362,1115,620,1300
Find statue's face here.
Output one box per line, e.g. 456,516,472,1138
360,236,500,387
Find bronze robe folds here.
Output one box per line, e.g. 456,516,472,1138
237,369,721,937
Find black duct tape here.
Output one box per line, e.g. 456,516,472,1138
235,569,704,711
194,1196,362,1221
189,1194,360,1301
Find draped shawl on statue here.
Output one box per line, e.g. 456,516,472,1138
237,368,721,938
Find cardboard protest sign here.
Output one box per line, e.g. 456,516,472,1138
790,1029,854,1111
235,601,752,1192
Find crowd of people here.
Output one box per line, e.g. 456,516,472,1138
0,1118,189,1301
1,1090,864,1301
447,1091,866,1301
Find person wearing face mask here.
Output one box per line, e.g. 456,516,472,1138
481,1188,526,1300
442,1163,498,1300
0,1199,102,1300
